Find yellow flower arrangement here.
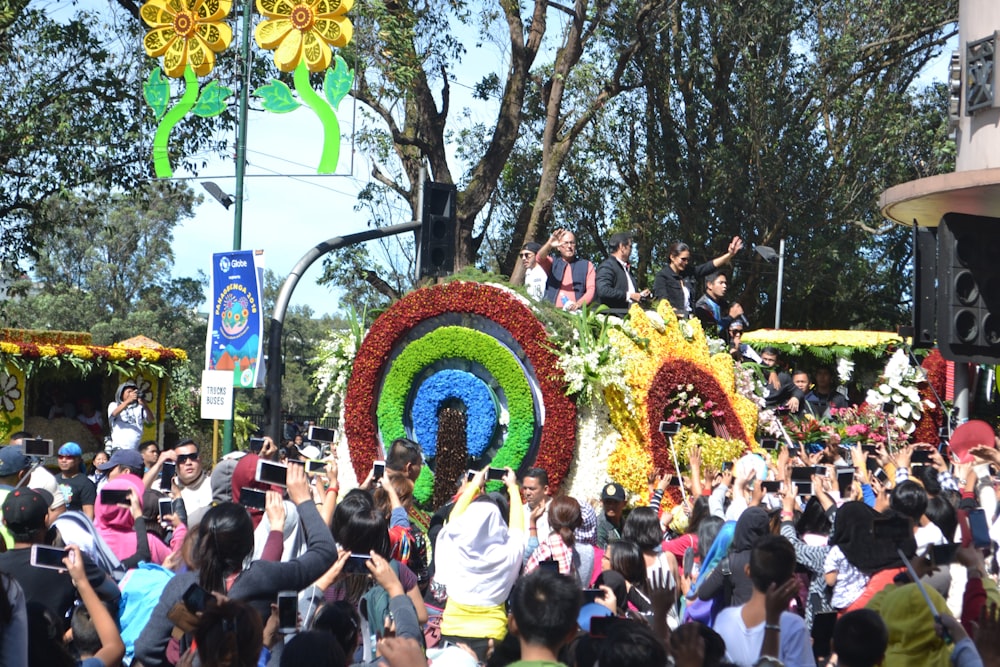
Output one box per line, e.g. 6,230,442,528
140,0,234,77
254,0,353,72
742,329,902,349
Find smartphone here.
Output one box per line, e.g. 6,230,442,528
911,450,933,464
182,582,211,613
158,497,173,518
466,470,476,482
667,475,683,487
100,488,131,505
721,461,734,472
795,482,814,496
862,444,878,455
344,554,372,575
761,480,782,494
239,487,268,511
277,591,298,633
932,543,958,566
160,461,176,488
305,460,326,475
787,443,801,455
760,438,780,451
874,468,890,485
837,470,855,496
248,437,265,454
372,460,385,479
968,508,992,549
658,421,681,435
30,544,69,570
975,463,992,479
582,588,603,604
682,547,695,578
538,560,560,574
171,498,187,525
487,467,507,481
24,438,53,457
256,460,288,487
813,465,830,477
790,467,815,482
872,516,912,543
589,615,615,638
307,426,337,443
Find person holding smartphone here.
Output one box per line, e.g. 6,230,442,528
107,380,153,451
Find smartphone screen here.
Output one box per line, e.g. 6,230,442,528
307,426,337,443
466,470,476,482
305,460,326,474
160,461,176,488
344,554,372,575
911,450,933,464
100,489,131,505
372,461,385,479
182,583,210,613
24,438,54,457
760,438,780,450
874,468,890,485
589,616,615,638
239,487,268,511
658,421,681,435
30,544,68,570
277,591,298,632
582,588,602,604
158,498,173,518
487,467,507,481
837,470,854,496
761,481,782,493
248,437,265,454
790,467,815,482
969,508,992,548
538,560,560,574
256,460,288,487
721,461,734,472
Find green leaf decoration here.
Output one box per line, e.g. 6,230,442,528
253,79,300,113
143,68,170,120
192,80,233,118
324,56,354,110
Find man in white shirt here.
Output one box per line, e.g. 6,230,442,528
521,467,551,544
520,242,548,301
714,535,816,667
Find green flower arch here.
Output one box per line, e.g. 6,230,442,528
377,326,536,500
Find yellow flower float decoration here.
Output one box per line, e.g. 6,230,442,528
605,302,757,500
140,0,233,77
254,0,353,73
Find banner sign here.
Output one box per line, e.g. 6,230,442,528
200,370,234,420
206,250,266,388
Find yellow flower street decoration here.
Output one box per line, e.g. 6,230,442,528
255,0,353,72
140,0,234,77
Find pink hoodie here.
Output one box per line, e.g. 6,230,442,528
94,473,185,564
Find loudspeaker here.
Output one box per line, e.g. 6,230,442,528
912,225,937,349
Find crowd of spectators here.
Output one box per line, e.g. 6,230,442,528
4,417,1000,667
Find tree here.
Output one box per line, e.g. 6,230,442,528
0,8,230,279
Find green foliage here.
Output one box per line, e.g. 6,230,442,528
143,68,170,119
254,80,301,113
191,80,233,117
324,56,354,109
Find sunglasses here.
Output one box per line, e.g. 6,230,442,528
176,452,200,463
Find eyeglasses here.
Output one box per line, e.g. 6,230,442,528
176,452,199,463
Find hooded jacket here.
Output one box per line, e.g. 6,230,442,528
94,474,185,565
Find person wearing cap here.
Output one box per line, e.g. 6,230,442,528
520,241,548,301
0,445,33,549
97,448,145,481
107,380,153,451
597,482,628,549
0,488,120,625
729,319,761,363
56,442,97,519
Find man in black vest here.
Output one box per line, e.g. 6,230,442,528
536,228,596,311
595,232,650,313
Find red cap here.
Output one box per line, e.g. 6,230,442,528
949,420,996,463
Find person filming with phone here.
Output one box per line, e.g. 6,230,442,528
107,381,153,451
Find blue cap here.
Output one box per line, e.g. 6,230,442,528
58,442,83,457
576,602,613,632
0,446,30,477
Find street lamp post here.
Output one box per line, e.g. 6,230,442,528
755,239,786,330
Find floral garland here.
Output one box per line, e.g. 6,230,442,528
411,369,499,459
0,338,187,378
913,350,946,444
0,329,92,346
343,282,576,491
376,326,533,473
740,329,903,355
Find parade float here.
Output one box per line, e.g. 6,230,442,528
0,329,187,451
317,279,940,508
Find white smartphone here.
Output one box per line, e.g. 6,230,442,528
277,591,298,633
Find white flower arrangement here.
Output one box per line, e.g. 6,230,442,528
563,401,621,503
865,349,929,434
836,356,854,384
315,330,360,417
